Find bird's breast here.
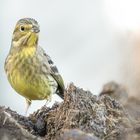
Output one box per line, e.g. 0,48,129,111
5,52,52,100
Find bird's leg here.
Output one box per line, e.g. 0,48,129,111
25,99,32,116
45,95,52,106
45,100,49,106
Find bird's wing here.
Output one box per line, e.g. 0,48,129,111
37,47,65,98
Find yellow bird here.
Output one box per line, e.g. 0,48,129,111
5,18,65,114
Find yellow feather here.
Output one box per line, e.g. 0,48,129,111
20,47,36,58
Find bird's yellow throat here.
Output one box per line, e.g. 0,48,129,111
12,32,38,58
20,47,36,58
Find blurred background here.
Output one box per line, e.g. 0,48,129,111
1,0,140,115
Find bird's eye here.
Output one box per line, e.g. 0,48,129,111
20,25,25,31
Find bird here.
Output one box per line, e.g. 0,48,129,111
4,18,65,115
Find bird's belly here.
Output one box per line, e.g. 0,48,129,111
8,68,53,100
5,54,58,100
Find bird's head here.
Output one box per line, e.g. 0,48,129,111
12,18,40,47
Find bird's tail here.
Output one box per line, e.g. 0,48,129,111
56,86,65,99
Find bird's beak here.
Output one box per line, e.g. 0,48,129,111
32,25,40,33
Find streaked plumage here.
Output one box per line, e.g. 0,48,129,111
5,18,65,114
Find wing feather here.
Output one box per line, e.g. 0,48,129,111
37,47,65,98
